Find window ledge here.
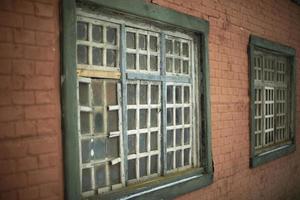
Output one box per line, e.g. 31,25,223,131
251,144,296,168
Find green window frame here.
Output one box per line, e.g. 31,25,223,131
249,35,297,168
62,0,213,199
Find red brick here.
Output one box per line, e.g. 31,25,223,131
28,136,58,155
36,119,58,135
12,60,35,75
15,120,36,137
24,76,55,90
0,140,28,159
0,27,13,42
35,61,54,76
16,157,38,172
0,160,16,175
35,32,55,47
15,0,35,14
24,15,55,32
0,190,18,200
18,186,39,200
0,106,23,122
39,182,60,198
25,105,57,120
38,153,58,168
0,59,12,74
35,90,55,104
0,173,27,191
35,3,54,17
28,168,58,185
0,122,15,139
0,11,23,27
0,43,23,58
0,89,12,105
13,91,35,105
23,46,55,61
14,29,35,45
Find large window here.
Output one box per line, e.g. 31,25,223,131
249,35,296,167
62,1,212,199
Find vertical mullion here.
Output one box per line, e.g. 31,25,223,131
136,83,140,180
160,33,167,175
120,24,128,184
147,83,151,176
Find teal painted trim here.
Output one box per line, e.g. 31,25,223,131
251,145,296,167
86,0,209,34
201,32,213,174
250,35,296,56
249,35,297,168
61,0,81,199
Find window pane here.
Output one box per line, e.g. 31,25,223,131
139,109,147,129
79,82,89,106
107,137,119,159
110,163,121,185
80,112,90,135
127,109,136,130
92,47,103,66
151,85,159,104
139,54,147,70
150,109,158,127
127,84,136,105
92,24,103,43
107,27,117,45
94,138,106,160
81,139,92,163
106,81,118,105
167,152,174,170
139,34,147,50
107,110,118,132
126,32,136,49
166,39,173,54
77,22,88,41
140,157,148,177
95,165,106,188
150,36,157,52
106,49,117,67
150,132,158,150
150,155,158,174
82,168,92,192
167,130,174,148
139,133,147,153
182,43,189,57
128,159,136,180
127,53,136,69
140,84,148,105
91,80,103,106
77,45,88,64
94,112,104,133
150,56,158,71
128,135,136,154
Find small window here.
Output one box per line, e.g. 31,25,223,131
249,35,296,167
62,1,212,199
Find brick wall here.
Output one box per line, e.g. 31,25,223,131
0,0,63,199
0,0,300,200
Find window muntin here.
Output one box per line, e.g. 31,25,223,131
253,49,291,154
76,11,200,197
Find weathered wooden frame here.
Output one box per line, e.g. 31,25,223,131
61,0,213,199
249,35,297,168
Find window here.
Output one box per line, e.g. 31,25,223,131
62,0,212,199
249,35,296,167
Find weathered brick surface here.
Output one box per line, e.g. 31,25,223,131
0,0,63,199
0,0,299,200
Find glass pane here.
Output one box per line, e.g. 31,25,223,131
167,152,174,170
81,139,92,163
94,112,104,133
94,138,106,160
182,43,189,57
127,53,136,69
167,86,173,104
107,110,118,132
176,129,182,146
95,165,106,188
79,82,89,106
91,80,103,106
128,135,136,154
139,157,147,177
176,108,182,125
176,86,182,103
150,36,157,52
127,84,136,105
107,27,117,45
167,108,173,126
140,84,148,105
184,87,190,103
174,41,180,55
176,150,182,168
139,34,147,50
110,163,121,185
106,81,117,105
184,148,190,166
126,32,136,49
151,85,159,104
184,107,190,124
139,133,147,153
175,58,181,73
107,137,119,159
106,49,116,67
150,56,158,71
150,155,158,174
166,57,173,73
150,109,158,127
77,45,88,64
128,159,136,180
127,109,136,130
82,168,92,192
80,112,90,134
150,132,158,150
92,47,103,66
166,39,173,54
183,60,189,74
92,24,103,43
77,22,88,41
139,54,147,70
167,130,174,147
139,109,147,129
184,128,190,145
